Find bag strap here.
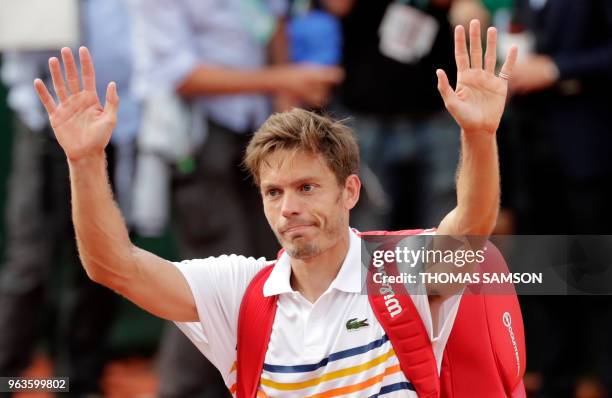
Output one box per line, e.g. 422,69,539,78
367,263,440,398
362,229,440,398
236,264,277,398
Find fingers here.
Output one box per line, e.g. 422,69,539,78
436,69,457,108
47,47,96,104
33,78,57,115
79,46,97,93
500,45,519,81
316,66,345,85
61,47,80,94
484,27,497,74
103,82,119,117
454,25,469,72
49,57,69,103
469,19,482,69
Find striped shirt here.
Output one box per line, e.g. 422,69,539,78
174,228,461,397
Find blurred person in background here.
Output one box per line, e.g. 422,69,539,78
322,0,488,233
0,0,139,395
507,1,612,397
282,0,343,113
85,0,142,226
125,0,343,396
476,0,517,236
287,0,342,67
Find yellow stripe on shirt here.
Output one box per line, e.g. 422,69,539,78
260,348,396,391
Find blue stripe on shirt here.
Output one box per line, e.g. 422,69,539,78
263,335,390,373
368,382,416,397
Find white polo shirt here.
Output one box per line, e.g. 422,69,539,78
174,228,461,397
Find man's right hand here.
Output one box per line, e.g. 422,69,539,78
273,64,344,108
34,46,198,322
34,46,118,162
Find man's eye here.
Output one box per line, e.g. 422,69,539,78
302,184,314,192
267,189,280,198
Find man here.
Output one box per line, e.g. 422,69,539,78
125,1,344,395
33,20,516,396
323,0,462,231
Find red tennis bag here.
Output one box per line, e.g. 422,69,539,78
236,230,526,397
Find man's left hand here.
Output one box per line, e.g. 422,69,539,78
436,19,517,136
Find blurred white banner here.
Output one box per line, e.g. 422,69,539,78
0,0,79,50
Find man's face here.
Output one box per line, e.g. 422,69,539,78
259,149,359,260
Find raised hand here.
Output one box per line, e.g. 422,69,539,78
436,20,518,135
34,47,119,162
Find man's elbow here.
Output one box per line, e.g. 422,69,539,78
84,265,109,286
176,67,202,98
466,211,498,236
176,79,195,98
82,258,131,293
321,0,355,17
442,206,498,236
84,266,112,288
463,223,495,237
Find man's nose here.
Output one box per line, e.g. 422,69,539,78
280,191,302,218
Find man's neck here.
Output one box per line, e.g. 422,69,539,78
289,230,351,303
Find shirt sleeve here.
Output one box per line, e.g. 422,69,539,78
268,0,289,17
552,2,612,80
125,0,200,98
172,254,270,384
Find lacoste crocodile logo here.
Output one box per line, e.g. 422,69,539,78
346,318,369,331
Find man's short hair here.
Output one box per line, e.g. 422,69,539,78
244,108,360,186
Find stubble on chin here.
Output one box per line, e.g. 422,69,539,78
287,239,321,260
272,230,317,260
283,217,344,260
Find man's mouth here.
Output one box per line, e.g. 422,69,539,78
281,224,314,234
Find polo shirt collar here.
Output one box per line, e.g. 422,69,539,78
263,228,362,297
263,251,293,297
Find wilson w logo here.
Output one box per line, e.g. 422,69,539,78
375,267,403,318
382,293,402,318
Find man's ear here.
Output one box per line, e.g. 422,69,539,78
344,174,361,210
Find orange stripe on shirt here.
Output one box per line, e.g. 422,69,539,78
305,364,402,398
229,362,238,394
229,384,269,398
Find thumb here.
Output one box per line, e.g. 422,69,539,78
103,81,119,117
436,69,456,108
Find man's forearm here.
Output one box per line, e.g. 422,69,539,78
439,130,499,236
269,19,289,65
68,153,136,288
176,66,284,97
